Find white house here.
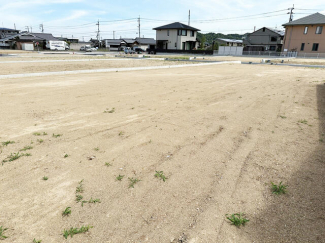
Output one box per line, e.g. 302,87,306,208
153,22,200,50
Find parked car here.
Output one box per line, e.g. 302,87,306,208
80,46,86,51
124,47,135,54
134,47,145,54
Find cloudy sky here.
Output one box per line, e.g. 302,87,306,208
1,0,325,40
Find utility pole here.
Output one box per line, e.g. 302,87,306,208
288,4,294,22
39,24,44,33
138,16,140,38
14,23,16,30
30,26,33,33
188,10,191,26
96,20,100,47
25,26,29,32
113,31,115,39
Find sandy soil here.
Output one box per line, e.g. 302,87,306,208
0,58,324,243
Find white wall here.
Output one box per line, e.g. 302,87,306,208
218,46,243,56
22,43,34,51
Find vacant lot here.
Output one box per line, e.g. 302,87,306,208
0,55,324,242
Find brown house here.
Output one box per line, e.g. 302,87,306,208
283,13,325,53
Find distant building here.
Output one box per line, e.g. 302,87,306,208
103,38,156,51
0,28,19,39
216,38,243,47
282,12,325,53
243,27,284,52
153,22,200,50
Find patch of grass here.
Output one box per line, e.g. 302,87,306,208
104,108,115,113
88,198,101,204
52,133,62,138
154,171,168,182
33,238,42,243
64,154,69,158
279,115,287,119
298,119,308,125
0,226,8,239
2,152,22,163
42,176,48,181
76,194,83,202
94,147,99,151
226,213,249,227
128,177,141,188
37,139,44,144
2,141,15,146
105,162,112,167
76,179,84,193
20,145,33,151
63,225,93,239
62,207,71,216
271,182,287,195
24,153,32,156
116,174,124,181
33,132,41,136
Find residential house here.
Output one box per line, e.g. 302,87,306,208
153,22,200,50
0,28,20,49
103,38,156,51
216,38,243,47
282,12,325,53
134,37,156,50
243,27,284,52
104,39,126,51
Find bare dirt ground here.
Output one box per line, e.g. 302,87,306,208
0,55,324,243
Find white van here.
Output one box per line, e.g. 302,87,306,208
46,41,68,51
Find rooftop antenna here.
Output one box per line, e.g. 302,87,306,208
188,10,191,25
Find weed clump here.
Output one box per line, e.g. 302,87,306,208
226,213,249,227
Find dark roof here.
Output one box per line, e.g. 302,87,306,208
135,37,156,45
217,38,243,43
153,22,200,31
104,39,126,44
0,33,42,42
248,27,285,36
0,28,19,32
283,12,325,26
31,33,60,41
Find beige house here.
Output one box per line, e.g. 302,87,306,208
153,22,200,50
282,13,325,53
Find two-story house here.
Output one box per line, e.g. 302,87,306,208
153,22,200,50
282,12,325,53
243,27,284,52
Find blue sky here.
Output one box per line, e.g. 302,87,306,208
1,0,325,40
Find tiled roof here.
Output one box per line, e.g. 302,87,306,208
153,22,200,31
283,12,325,26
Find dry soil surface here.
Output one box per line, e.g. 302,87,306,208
0,58,324,243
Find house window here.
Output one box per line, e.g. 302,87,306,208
304,26,308,34
301,43,305,51
178,30,187,36
167,30,169,36
312,43,319,51
269,46,276,51
270,36,277,42
190,30,194,37
316,26,323,34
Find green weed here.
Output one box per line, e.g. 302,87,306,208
76,179,84,193
105,162,112,167
88,198,101,204
271,182,287,195
62,207,71,216
104,108,115,113
94,147,99,151
33,239,42,243
116,175,124,181
279,115,287,119
37,139,44,144
64,154,69,158
20,145,33,151
76,194,83,202
298,119,308,125
128,177,141,188
0,226,8,239
154,171,167,182
118,131,124,136
2,141,15,146
33,132,41,136
226,213,249,227
63,225,93,239
42,176,48,181
52,133,62,138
